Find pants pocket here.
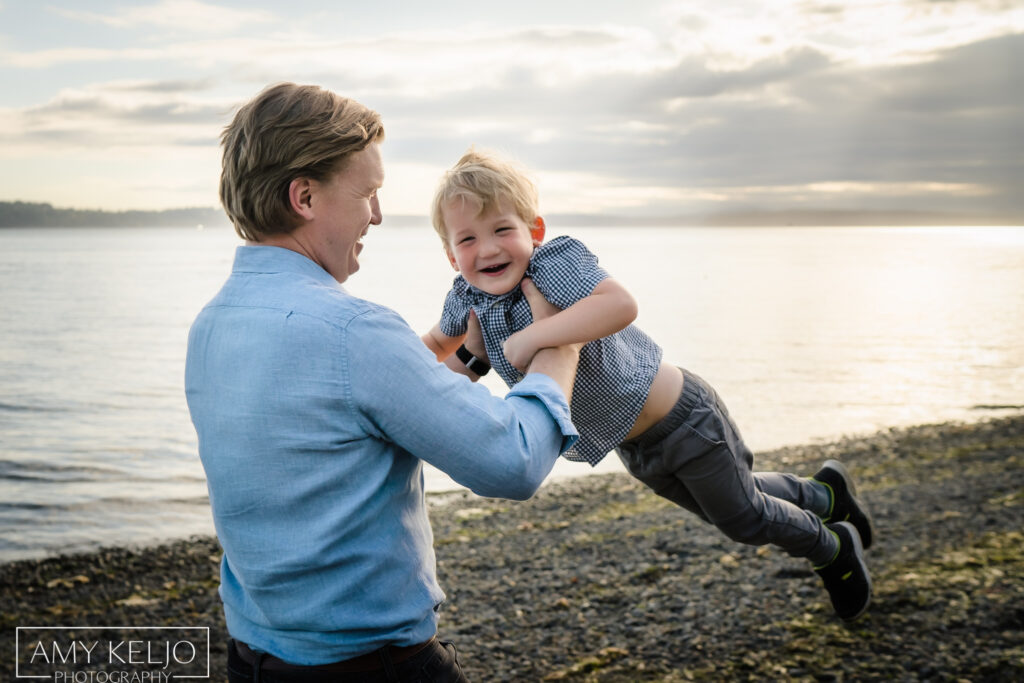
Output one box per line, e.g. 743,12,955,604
666,404,727,462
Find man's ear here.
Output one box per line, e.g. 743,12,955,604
288,177,315,221
530,216,546,246
445,247,459,271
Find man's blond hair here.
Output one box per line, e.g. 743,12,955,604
219,82,385,241
431,148,539,244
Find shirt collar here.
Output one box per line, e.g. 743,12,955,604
232,245,341,289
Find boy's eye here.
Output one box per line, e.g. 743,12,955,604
496,227,513,233
458,236,474,245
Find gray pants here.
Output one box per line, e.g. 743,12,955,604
616,370,834,565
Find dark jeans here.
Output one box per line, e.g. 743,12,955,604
227,638,469,683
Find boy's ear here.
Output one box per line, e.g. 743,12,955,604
288,177,315,221
530,216,546,246
445,246,459,271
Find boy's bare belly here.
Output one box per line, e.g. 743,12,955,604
626,362,685,440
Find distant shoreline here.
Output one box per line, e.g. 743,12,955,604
0,201,230,229
2,200,1021,228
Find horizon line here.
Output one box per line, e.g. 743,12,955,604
1,200,1021,228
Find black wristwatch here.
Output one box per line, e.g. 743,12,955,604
455,344,491,376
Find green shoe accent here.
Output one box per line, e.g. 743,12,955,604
812,529,842,570
814,522,872,622
810,460,876,550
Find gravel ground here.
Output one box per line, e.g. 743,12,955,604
3,415,1022,682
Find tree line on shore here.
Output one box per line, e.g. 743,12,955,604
3,200,1018,229
0,201,228,228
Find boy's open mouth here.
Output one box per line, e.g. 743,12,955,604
480,263,509,275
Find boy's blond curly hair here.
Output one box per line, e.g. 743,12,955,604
431,148,539,245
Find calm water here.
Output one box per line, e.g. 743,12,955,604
1,225,1022,562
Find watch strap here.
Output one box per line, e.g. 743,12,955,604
455,344,491,375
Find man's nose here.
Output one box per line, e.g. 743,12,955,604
370,195,382,224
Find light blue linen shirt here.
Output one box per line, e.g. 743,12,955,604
184,245,577,665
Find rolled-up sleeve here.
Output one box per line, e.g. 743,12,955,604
346,307,578,500
528,236,609,309
438,277,472,337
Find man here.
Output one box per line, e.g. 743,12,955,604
185,82,581,682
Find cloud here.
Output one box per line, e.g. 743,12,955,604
51,0,274,33
104,78,218,94
662,0,1024,73
375,29,1024,215
0,80,231,151
1,2,1021,215
870,33,1024,114
0,46,144,69
0,22,658,87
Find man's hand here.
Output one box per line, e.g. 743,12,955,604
521,277,559,321
503,279,562,371
463,309,487,359
519,277,581,400
439,310,490,381
520,277,584,353
502,329,536,373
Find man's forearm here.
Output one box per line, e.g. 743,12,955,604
525,344,580,402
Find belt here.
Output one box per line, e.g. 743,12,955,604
234,636,435,674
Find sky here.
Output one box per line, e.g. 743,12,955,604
1,0,1022,220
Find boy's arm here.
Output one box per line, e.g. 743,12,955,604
423,315,490,382
502,277,638,372
421,322,466,362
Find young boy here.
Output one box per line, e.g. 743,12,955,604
421,148,876,621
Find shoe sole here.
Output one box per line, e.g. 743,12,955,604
834,521,872,622
820,459,876,550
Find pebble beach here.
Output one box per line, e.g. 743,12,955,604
3,415,1023,682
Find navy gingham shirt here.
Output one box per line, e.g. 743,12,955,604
440,236,663,465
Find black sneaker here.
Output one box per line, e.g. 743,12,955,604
815,521,872,622
811,459,875,549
